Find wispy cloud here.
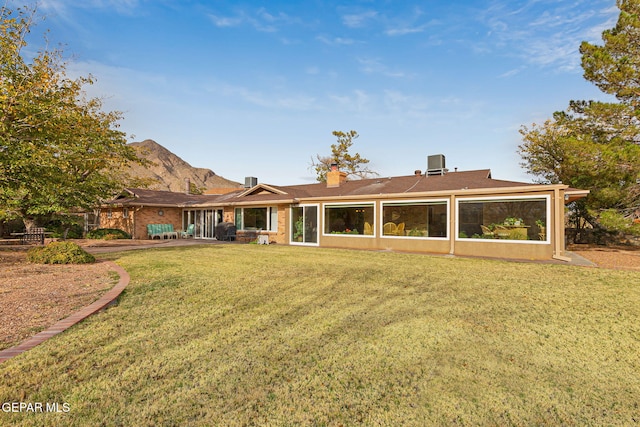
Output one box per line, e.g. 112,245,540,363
40,0,141,16
384,25,426,36
316,35,358,46
476,0,618,73
207,82,318,111
207,7,299,33
342,10,378,28
357,57,408,78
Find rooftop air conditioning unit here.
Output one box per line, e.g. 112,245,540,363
244,176,258,188
427,154,447,176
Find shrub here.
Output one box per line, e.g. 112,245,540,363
598,210,640,236
27,241,95,264
86,228,131,240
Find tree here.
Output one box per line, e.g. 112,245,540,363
0,5,143,229
310,130,378,182
518,0,640,235
580,0,640,109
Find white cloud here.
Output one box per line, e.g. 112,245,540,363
342,10,378,28
208,14,243,28
479,0,619,72
356,57,407,78
384,25,425,36
316,35,358,45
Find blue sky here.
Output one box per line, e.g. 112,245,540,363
22,0,618,185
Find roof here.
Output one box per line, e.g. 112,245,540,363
216,169,562,205
104,188,221,207
105,169,587,208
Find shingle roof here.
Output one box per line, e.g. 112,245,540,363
221,169,546,204
107,169,581,208
104,188,221,207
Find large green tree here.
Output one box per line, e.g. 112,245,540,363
311,130,378,182
0,5,142,229
518,0,640,232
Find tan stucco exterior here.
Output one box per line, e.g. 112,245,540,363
99,170,586,261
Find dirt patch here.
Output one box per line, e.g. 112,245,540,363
568,244,640,271
0,249,117,350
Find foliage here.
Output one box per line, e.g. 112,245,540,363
598,209,640,235
2,245,639,425
26,241,95,264
580,0,640,108
0,5,145,229
86,228,131,240
518,1,640,233
310,130,378,182
43,216,84,239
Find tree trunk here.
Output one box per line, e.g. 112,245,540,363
22,217,37,231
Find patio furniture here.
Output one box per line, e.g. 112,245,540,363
364,222,373,235
181,224,195,238
242,228,260,243
20,227,46,245
147,224,176,239
215,222,236,241
396,222,405,236
383,222,397,236
480,225,495,238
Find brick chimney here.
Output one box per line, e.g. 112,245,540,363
185,178,191,195
326,163,347,188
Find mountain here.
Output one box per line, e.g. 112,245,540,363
126,139,242,193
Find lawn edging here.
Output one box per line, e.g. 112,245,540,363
0,261,129,363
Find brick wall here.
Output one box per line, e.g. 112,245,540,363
133,207,182,239
98,208,134,236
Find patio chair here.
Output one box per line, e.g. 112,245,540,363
181,224,195,238
396,222,405,236
364,222,373,235
480,225,495,238
383,222,397,236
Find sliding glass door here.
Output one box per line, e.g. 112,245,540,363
291,205,318,245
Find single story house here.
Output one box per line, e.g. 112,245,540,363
100,157,588,261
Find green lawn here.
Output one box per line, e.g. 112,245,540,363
1,245,639,426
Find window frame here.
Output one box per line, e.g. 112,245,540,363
322,202,376,238
380,199,449,240
234,206,278,232
290,204,320,246
455,195,551,244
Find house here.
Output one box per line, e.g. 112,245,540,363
100,156,588,261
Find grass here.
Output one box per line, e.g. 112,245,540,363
1,245,639,426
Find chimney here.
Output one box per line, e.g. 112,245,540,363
185,178,191,195
326,163,347,188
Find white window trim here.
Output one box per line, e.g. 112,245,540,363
235,206,278,232
380,199,449,240
290,204,320,246
322,202,376,238
455,194,551,244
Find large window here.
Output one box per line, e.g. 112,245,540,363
235,207,278,231
291,205,318,244
324,203,374,236
457,197,548,241
381,200,448,238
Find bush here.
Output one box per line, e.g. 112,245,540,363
86,228,131,240
27,241,95,264
598,210,640,236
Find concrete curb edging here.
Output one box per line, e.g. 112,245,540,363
0,261,130,364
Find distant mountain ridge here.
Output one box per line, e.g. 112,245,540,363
126,139,242,193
